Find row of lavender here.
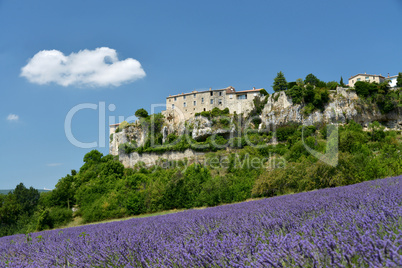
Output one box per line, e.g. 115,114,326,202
0,175,401,267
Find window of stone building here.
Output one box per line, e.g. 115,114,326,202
183,95,186,100
218,99,222,105
210,91,213,96
210,99,214,104
183,102,186,107
229,95,233,99
201,97,204,103
193,94,196,98
194,101,196,106
219,91,222,96
203,108,206,111
365,76,369,81
172,104,174,109
357,78,361,81
237,94,247,100
174,97,177,101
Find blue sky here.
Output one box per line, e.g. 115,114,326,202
1,0,401,189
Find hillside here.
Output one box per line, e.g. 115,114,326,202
1,176,401,267
0,79,401,238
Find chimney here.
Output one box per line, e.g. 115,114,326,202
209,87,212,91
388,73,390,78
253,87,255,90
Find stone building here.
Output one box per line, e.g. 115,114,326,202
348,73,385,87
164,86,265,122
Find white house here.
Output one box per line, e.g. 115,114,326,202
386,74,398,88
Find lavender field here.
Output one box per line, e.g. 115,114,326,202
1,176,401,267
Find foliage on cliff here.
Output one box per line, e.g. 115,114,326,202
353,81,400,114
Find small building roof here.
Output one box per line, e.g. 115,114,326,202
166,86,263,98
386,75,398,79
349,73,385,80
233,88,264,94
167,87,231,98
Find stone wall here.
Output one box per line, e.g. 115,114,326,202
118,149,205,168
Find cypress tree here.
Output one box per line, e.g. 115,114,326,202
272,71,288,92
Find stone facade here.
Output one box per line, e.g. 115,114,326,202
164,87,264,123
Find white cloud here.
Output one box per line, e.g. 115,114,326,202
46,163,63,167
6,114,19,122
20,47,146,87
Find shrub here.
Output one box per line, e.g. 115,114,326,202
115,121,129,133
275,124,299,142
260,88,268,96
219,118,231,127
326,81,339,90
287,85,303,104
135,108,149,118
49,207,73,228
37,209,53,231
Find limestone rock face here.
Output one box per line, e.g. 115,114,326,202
109,124,147,155
261,87,401,130
162,126,169,144
191,116,212,140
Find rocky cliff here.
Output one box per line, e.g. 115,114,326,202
260,87,401,130
110,87,401,167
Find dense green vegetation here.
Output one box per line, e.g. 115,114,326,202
1,119,401,237
353,81,401,114
275,72,401,116
397,72,402,87
194,107,230,119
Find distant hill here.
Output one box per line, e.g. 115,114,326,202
0,189,51,195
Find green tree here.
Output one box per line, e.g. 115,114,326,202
52,173,76,209
13,183,40,216
83,150,103,164
296,78,304,87
272,71,288,92
304,73,319,86
326,81,339,90
396,72,402,87
340,76,345,87
135,108,149,118
287,85,303,104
